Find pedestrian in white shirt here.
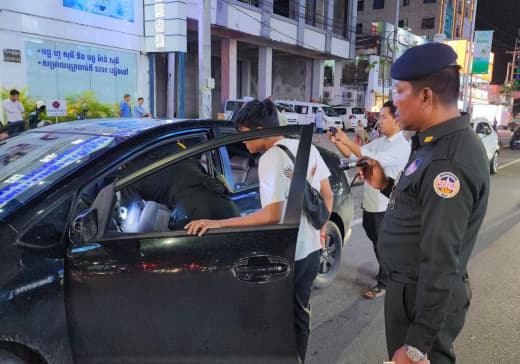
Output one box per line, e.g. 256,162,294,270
185,99,334,362
328,101,411,299
2,89,25,136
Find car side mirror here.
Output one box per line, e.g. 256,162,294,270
70,209,98,244
69,182,115,244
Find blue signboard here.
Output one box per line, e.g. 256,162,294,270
63,0,134,22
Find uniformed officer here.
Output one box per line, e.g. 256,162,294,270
358,42,490,364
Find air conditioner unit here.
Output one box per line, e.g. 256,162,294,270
346,92,353,99
324,91,330,99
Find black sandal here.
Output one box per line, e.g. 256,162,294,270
363,284,386,299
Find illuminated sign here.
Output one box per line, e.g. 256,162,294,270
444,40,470,73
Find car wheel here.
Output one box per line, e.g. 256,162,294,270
0,350,25,364
314,221,342,289
490,151,499,175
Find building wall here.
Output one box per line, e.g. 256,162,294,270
0,0,150,122
272,57,308,101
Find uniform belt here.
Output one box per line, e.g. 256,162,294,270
389,271,468,285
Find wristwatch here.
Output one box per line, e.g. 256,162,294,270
406,345,425,362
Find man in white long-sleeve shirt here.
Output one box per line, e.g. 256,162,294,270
2,89,25,136
328,101,411,299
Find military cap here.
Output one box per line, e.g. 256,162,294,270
391,42,458,81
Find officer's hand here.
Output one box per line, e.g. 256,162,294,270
185,219,222,236
391,345,430,364
357,158,389,190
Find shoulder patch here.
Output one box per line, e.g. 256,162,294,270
433,172,460,198
424,136,434,143
405,159,421,176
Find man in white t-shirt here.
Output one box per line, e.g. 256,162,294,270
2,89,25,136
186,99,333,362
328,101,410,299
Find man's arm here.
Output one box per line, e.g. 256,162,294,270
185,202,283,236
404,161,475,354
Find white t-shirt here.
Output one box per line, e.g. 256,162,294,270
258,138,331,261
3,99,24,122
352,131,411,212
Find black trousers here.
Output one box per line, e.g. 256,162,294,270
384,278,471,364
294,250,320,363
362,210,387,286
6,121,25,136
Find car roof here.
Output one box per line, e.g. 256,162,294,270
23,118,235,139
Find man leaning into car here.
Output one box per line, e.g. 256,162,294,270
185,99,334,363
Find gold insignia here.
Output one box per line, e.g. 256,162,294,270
424,136,434,142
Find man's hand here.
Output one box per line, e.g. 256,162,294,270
185,219,222,236
392,346,429,364
357,158,389,190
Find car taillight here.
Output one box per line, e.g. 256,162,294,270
349,115,356,119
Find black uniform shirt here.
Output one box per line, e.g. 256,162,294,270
378,114,490,352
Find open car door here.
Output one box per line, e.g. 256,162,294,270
65,125,314,363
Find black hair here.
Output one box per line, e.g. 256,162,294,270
10,89,20,96
124,93,131,98
382,101,397,119
233,98,279,130
409,66,461,105
138,97,144,101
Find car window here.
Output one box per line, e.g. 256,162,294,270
225,101,244,112
352,108,364,114
275,103,295,113
476,122,492,136
312,107,319,114
323,107,339,117
294,105,308,114
334,108,347,115
0,133,117,219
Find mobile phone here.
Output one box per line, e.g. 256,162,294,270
329,126,337,136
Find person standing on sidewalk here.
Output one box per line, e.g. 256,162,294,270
185,99,333,362
314,108,325,143
119,93,132,117
328,101,410,299
132,97,151,118
358,43,490,364
2,89,25,136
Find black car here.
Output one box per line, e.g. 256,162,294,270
510,125,520,149
0,119,353,363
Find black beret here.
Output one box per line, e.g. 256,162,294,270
391,42,458,81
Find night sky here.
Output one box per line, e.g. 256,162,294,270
476,0,520,84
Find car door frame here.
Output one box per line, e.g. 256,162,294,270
65,125,313,363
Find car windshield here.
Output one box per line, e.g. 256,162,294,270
0,132,116,218
323,107,339,117
225,101,244,111
352,108,364,114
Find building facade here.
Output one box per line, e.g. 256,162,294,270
356,0,476,41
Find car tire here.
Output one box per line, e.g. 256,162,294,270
490,151,499,175
0,350,25,364
313,221,342,289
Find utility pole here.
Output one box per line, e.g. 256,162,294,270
506,38,520,85
198,0,212,119
463,0,478,113
390,0,400,101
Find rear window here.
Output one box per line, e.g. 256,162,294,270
334,107,347,115
323,107,339,117
352,108,364,115
275,103,296,113
225,101,244,112
294,105,308,114
0,133,116,218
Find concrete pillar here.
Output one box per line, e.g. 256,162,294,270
259,0,273,39
296,0,305,47
241,60,251,97
324,0,334,53
311,59,324,102
333,60,344,104
167,53,176,118
221,39,238,107
258,47,273,99
198,0,212,118
305,59,313,101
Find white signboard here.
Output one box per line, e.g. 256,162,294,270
46,100,67,117
144,0,187,53
472,31,494,74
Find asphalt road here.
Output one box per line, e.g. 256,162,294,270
307,134,520,364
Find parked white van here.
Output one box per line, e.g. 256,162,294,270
275,100,344,129
223,98,299,125
332,106,368,130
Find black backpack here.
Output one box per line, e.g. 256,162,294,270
276,144,329,230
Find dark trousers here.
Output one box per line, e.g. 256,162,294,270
294,250,320,363
384,278,470,364
362,210,387,286
7,120,25,136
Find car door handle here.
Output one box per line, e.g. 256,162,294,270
232,255,289,283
